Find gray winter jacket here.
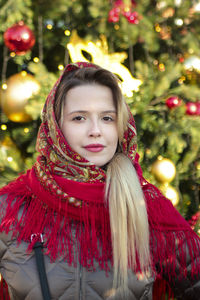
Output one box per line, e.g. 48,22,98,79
0,195,200,300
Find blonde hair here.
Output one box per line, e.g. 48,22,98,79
55,66,151,293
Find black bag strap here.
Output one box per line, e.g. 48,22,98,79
32,234,51,300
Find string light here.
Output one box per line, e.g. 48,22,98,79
10,52,16,57
24,128,30,133
33,57,39,63
178,76,186,84
46,24,53,30
2,83,7,90
64,30,71,36
58,64,64,70
21,71,27,77
1,124,7,130
158,63,165,71
155,24,161,32
174,18,183,26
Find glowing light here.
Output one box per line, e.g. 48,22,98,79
178,76,185,84
33,57,39,63
188,103,197,113
58,64,64,70
184,56,200,72
7,156,13,162
159,63,165,71
47,24,53,30
2,83,7,90
174,18,183,26
174,0,182,6
193,3,200,12
64,30,71,36
21,71,27,77
67,31,142,97
1,124,7,130
155,24,161,32
10,52,16,57
24,128,29,133
22,33,29,40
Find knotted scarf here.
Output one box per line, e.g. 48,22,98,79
0,62,200,299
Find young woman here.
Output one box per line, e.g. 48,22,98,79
0,62,200,300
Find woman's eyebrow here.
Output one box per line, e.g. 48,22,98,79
67,110,116,115
67,110,88,115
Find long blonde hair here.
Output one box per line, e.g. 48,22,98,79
55,66,151,293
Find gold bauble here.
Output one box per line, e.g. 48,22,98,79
160,183,179,206
0,72,40,122
0,136,23,171
151,157,176,183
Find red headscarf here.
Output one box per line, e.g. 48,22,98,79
0,62,199,295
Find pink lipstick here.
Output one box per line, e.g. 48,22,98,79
84,144,104,152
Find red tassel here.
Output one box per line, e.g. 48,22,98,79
0,277,10,300
153,278,174,300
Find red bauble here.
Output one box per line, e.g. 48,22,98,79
188,212,200,229
126,11,139,24
4,21,35,55
108,7,120,23
165,96,182,109
195,102,200,115
185,102,198,115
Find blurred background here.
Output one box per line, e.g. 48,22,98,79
0,0,199,234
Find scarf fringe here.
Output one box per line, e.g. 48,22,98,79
153,278,174,300
151,228,200,287
0,277,10,300
1,177,200,299
0,180,112,273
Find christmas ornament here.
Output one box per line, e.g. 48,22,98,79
165,96,182,109
108,7,120,23
3,21,35,55
0,72,40,122
0,136,23,172
159,183,179,206
123,11,139,24
67,31,142,97
188,212,200,230
151,157,176,183
196,102,200,115
185,102,199,115
108,0,139,25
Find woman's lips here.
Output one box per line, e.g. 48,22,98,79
84,144,104,152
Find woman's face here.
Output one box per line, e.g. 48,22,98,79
60,84,118,167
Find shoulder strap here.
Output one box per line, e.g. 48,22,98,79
33,235,51,300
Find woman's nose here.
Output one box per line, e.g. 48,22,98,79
88,120,101,137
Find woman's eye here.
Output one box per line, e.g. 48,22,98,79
102,116,114,122
72,116,85,121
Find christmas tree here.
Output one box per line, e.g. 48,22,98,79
0,0,199,234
